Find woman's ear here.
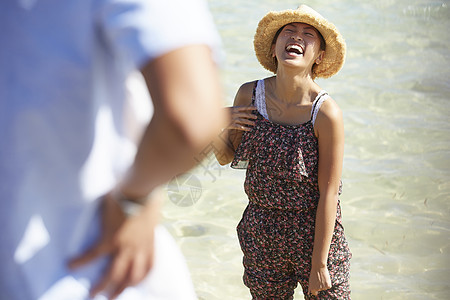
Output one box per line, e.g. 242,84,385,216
271,44,276,58
315,51,325,65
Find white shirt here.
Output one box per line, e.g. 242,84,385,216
0,0,221,298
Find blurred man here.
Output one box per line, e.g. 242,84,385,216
0,0,227,299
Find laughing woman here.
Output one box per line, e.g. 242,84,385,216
214,5,352,299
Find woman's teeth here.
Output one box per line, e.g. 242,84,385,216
286,44,303,55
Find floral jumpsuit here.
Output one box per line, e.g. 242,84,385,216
231,80,351,299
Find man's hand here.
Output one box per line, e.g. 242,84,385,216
69,191,161,299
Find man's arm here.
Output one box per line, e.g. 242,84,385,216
120,44,227,196
69,45,227,299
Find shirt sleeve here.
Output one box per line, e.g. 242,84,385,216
97,0,223,69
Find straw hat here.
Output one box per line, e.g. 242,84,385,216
254,5,346,78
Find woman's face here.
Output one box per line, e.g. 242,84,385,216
272,22,325,74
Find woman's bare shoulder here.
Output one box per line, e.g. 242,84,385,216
315,95,343,136
319,96,342,122
233,80,257,106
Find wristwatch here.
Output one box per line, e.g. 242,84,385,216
113,191,152,217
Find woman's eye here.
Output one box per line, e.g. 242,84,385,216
305,32,314,37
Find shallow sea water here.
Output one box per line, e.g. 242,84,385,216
162,1,450,299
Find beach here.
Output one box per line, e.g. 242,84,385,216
162,1,450,299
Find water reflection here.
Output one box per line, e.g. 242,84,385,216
163,1,450,299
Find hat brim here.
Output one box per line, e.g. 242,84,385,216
254,5,346,78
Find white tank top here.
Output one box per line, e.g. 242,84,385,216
254,79,328,126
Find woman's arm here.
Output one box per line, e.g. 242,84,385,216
308,97,344,296
213,81,256,165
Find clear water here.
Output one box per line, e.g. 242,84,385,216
162,1,450,299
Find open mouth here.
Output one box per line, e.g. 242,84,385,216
286,44,304,56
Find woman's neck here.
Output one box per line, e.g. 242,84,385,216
271,71,321,105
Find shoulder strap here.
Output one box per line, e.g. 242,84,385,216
251,81,257,105
254,80,269,119
310,90,328,126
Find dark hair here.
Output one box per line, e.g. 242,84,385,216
313,30,326,76
317,30,326,51
271,26,284,47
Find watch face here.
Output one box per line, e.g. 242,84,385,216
119,200,143,217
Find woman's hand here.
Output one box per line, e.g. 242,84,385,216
69,191,161,299
225,106,257,131
308,265,332,296
212,105,256,165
